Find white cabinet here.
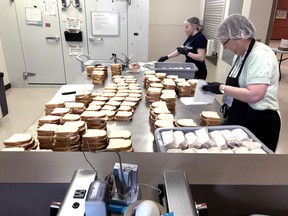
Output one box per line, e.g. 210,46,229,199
0,0,148,87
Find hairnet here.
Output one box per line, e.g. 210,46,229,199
216,14,256,39
186,17,203,31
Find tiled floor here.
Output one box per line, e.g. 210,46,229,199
0,40,287,153
268,40,288,154
0,87,59,147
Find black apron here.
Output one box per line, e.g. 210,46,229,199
221,38,281,152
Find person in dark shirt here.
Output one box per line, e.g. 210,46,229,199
158,17,208,80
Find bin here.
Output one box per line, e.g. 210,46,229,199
154,125,273,154
0,72,8,117
154,62,198,79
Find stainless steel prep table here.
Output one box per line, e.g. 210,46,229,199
71,71,221,152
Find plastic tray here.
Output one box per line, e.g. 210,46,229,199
154,125,274,154
154,62,197,79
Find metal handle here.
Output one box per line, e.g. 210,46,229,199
46,36,60,41
89,37,103,41
76,53,90,63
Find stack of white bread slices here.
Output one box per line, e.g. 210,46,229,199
200,111,220,126
53,125,80,151
81,129,108,151
106,129,133,152
3,133,37,151
37,123,59,149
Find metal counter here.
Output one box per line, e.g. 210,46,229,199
72,70,221,152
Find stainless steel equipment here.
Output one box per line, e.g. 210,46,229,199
162,170,208,216
57,169,97,216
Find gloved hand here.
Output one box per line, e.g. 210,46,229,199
202,82,223,94
158,56,168,62
177,47,189,56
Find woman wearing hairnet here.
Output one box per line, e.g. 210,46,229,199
202,14,281,152
158,17,208,80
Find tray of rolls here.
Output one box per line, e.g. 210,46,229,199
154,125,273,154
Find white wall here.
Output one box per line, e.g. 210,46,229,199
248,0,273,43
148,0,205,62
0,1,26,87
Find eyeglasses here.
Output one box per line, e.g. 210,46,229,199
222,38,230,46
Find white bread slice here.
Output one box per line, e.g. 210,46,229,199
220,130,240,147
54,125,79,136
242,141,262,150
157,113,174,121
201,111,220,120
161,130,175,149
65,102,85,108
154,119,174,128
63,121,85,128
121,101,137,107
221,149,234,154
106,100,122,107
83,129,107,139
108,130,131,139
153,107,171,115
166,149,182,153
184,132,198,148
176,119,197,127
118,105,133,112
101,105,117,111
150,101,167,108
81,110,107,119
195,127,215,148
207,147,222,153
114,111,133,121
61,113,81,121
86,105,102,111
144,70,156,75
182,148,197,153
2,147,25,152
107,138,132,151
209,130,226,147
173,131,188,150
4,133,33,146
249,148,267,154
90,100,106,106
38,115,62,122
45,100,65,109
200,111,220,120
233,146,250,154
195,148,209,153
37,123,59,134
231,128,250,142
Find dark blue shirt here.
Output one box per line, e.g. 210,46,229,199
183,31,207,79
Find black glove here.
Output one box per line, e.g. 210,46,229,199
158,56,168,62
177,47,189,56
202,82,222,94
